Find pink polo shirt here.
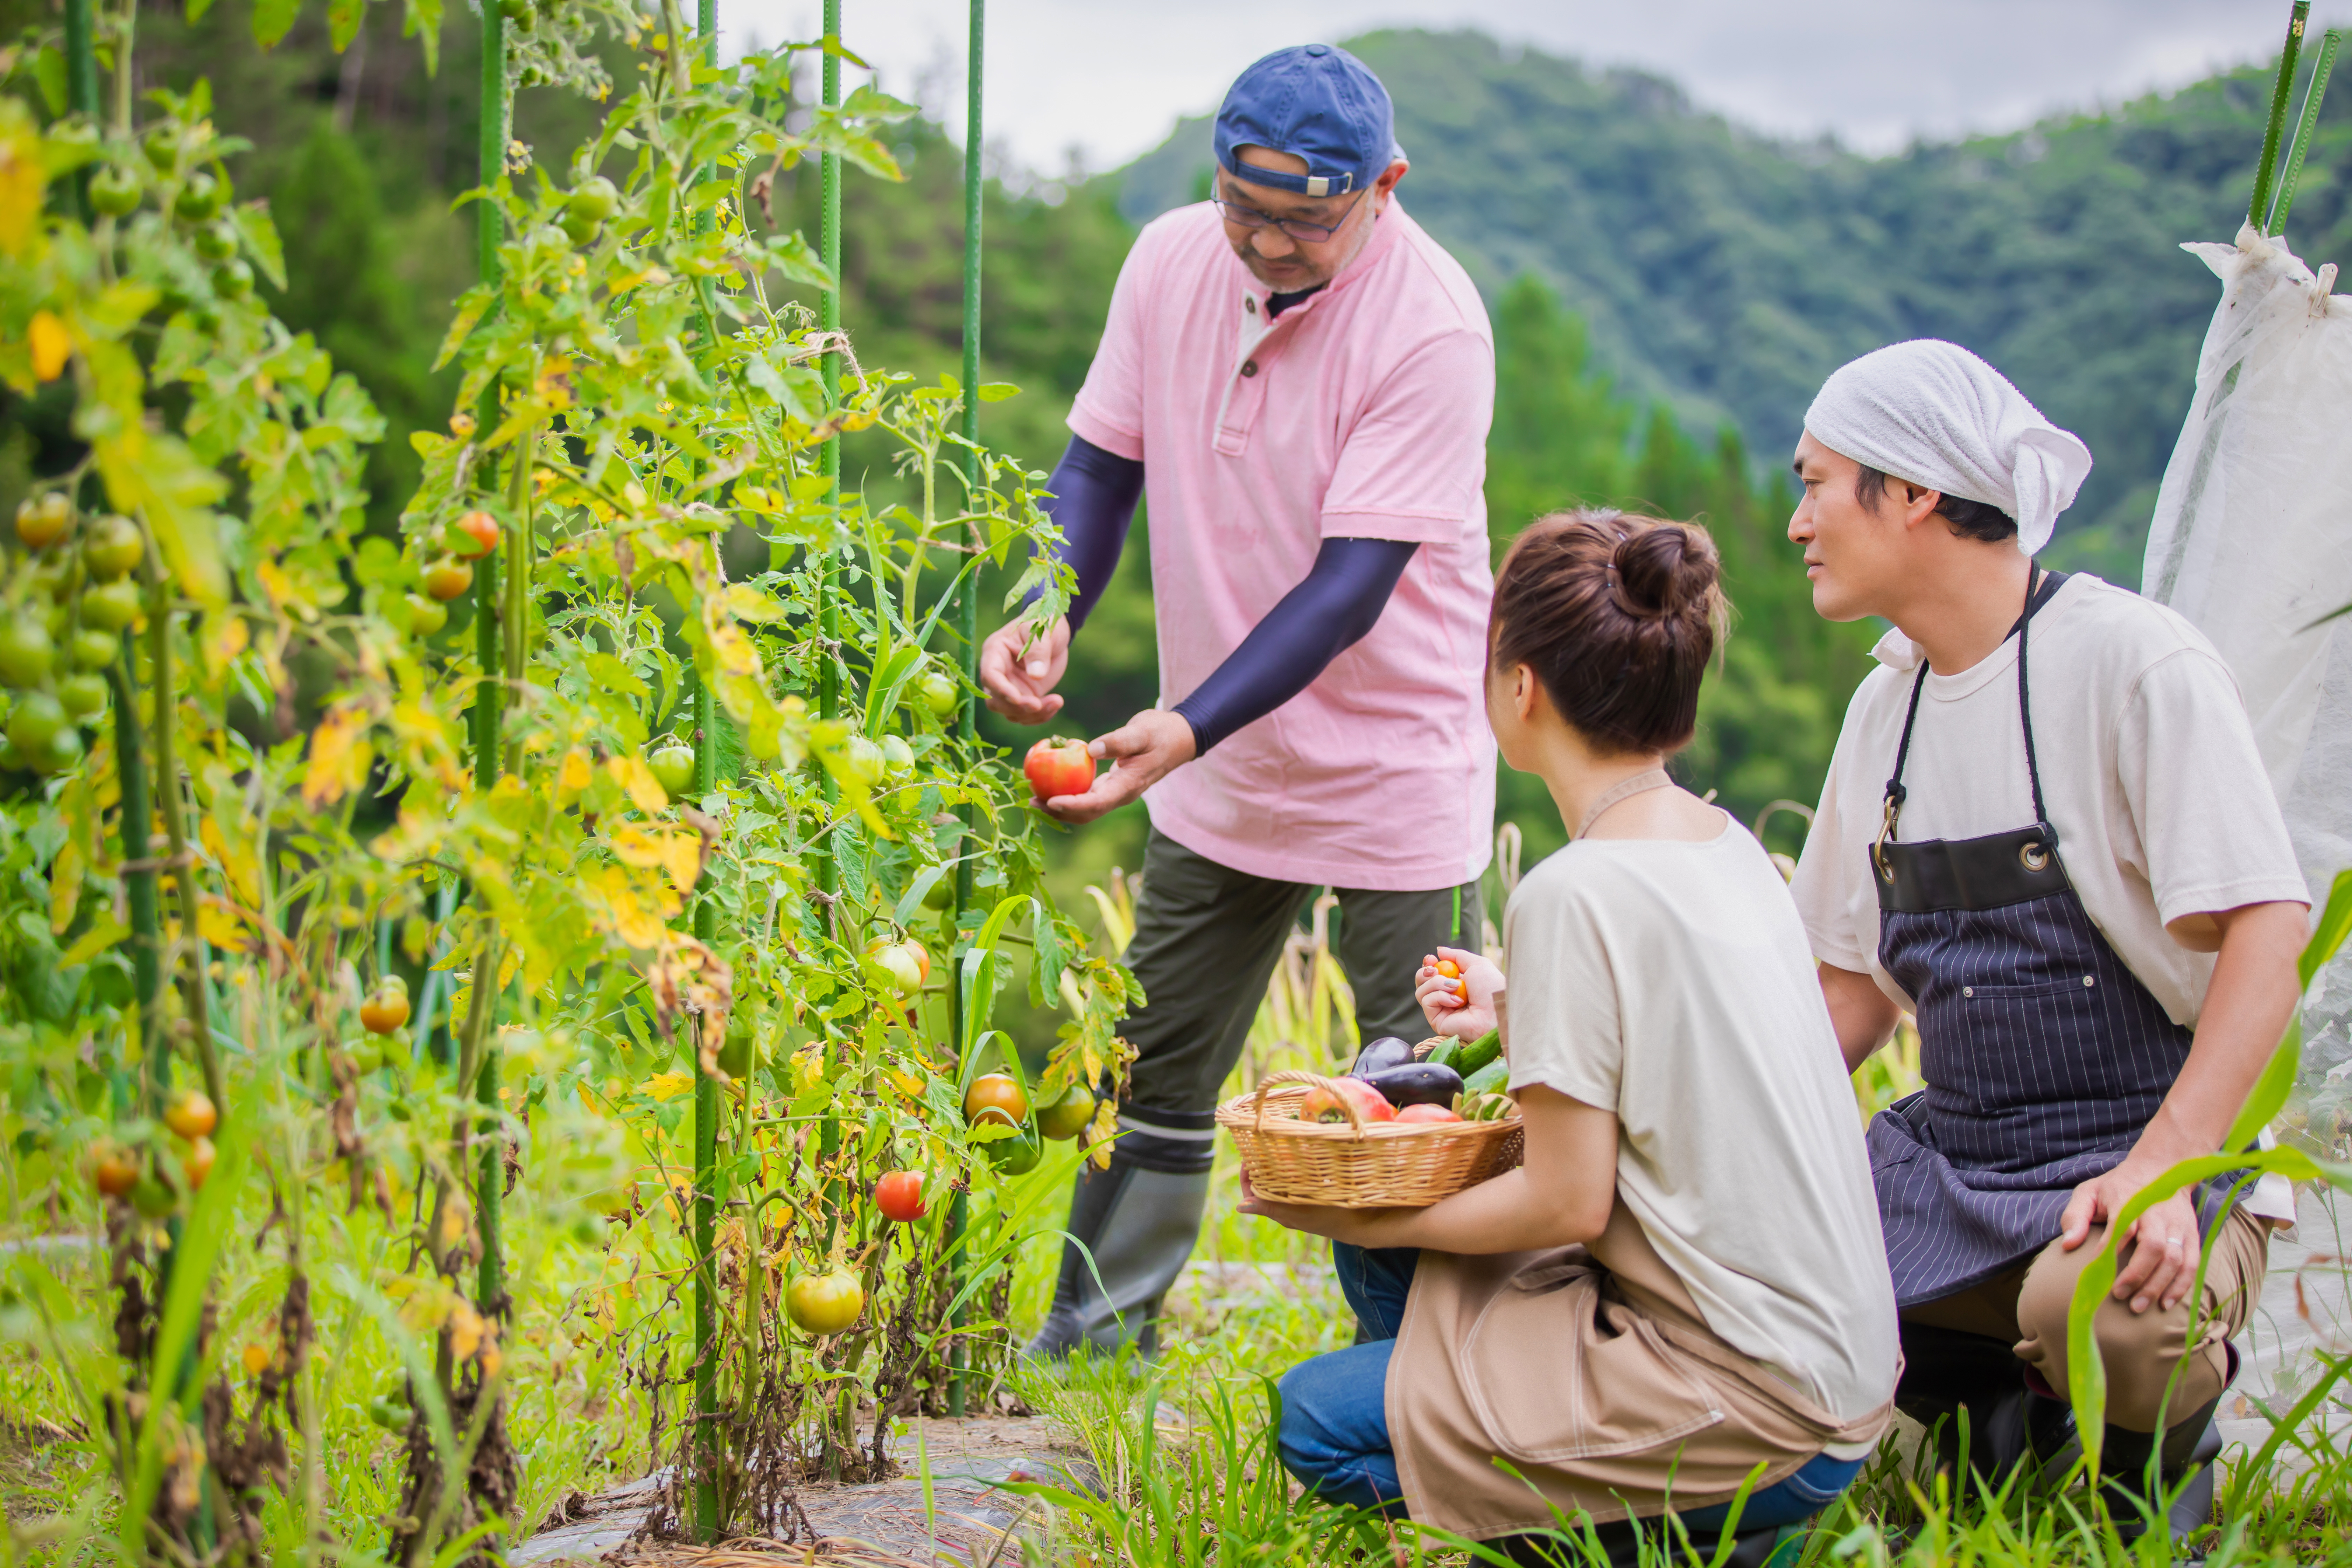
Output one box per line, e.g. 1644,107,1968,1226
1067,199,1497,891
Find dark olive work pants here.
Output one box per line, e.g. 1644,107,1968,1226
1029,828,1483,1357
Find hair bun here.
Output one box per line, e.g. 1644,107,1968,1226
1611,524,1717,619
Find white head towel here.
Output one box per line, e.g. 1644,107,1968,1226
1804,340,2093,556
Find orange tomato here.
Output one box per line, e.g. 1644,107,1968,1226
422,559,474,601
962,1073,1029,1128
163,1089,217,1140
874,1171,925,1223
359,986,411,1035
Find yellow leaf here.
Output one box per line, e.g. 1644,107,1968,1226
28,310,70,382
47,834,80,936
641,1071,694,1102
195,898,247,952
609,824,703,895
200,812,262,909
607,753,668,814
58,911,127,968
594,866,671,950
301,704,372,807
0,105,44,258
790,1046,824,1095
558,747,592,795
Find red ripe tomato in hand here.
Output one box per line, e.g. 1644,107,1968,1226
1023,737,1096,803
449,510,500,560
874,1170,925,1223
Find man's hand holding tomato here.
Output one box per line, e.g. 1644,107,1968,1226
982,614,1199,825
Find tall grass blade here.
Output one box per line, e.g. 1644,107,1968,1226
2250,1,2313,231
2268,27,2339,233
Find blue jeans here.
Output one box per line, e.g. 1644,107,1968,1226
1276,1244,1865,1531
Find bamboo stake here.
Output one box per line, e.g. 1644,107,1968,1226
2249,1,2311,232
2269,28,2340,236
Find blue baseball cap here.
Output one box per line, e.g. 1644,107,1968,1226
1213,44,1404,199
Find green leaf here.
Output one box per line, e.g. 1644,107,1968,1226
250,0,299,49
977,382,1021,403
2222,1017,2300,1155
2303,868,2352,988
432,284,495,373
231,201,288,292
327,0,364,51
31,47,65,117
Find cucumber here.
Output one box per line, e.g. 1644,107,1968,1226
1423,1038,1460,1071
1455,1029,1502,1077
1462,1057,1509,1097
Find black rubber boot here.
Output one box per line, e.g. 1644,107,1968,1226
1895,1322,2073,1493
1492,1518,1795,1568
2098,1400,2222,1559
1024,1134,1210,1360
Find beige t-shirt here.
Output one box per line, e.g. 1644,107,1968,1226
1789,572,2310,1219
1503,817,1899,1424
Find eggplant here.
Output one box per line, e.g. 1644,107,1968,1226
1347,1035,1417,1080
1364,1061,1464,1110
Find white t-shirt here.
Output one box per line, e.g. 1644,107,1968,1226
1790,573,2310,1219
1503,817,1899,1424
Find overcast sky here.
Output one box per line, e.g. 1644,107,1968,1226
719,0,2352,173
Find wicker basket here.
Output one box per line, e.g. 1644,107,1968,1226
1216,1068,1523,1209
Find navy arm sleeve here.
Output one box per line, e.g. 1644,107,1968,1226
1171,537,1419,755
1040,435,1145,632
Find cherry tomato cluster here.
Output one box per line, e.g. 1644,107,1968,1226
1,495,147,773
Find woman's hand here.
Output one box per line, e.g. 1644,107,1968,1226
1416,945,1503,1039
1237,1166,1414,1248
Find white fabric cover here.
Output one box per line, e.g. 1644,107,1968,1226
1805,339,2094,555
2144,225,2352,1088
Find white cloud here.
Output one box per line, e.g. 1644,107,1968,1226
720,0,2352,173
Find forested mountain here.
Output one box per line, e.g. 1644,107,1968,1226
1121,28,2350,583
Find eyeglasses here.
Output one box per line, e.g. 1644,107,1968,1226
1210,187,1368,244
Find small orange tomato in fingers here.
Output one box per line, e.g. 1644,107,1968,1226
1435,958,1465,999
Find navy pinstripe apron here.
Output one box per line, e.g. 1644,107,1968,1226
1867,569,2199,1308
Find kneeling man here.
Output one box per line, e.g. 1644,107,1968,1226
1786,340,2310,1536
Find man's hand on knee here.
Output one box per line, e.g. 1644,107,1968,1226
2059,1166,2201,1314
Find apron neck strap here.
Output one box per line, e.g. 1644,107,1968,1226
1878,566,2069,852
1575,768,1674,840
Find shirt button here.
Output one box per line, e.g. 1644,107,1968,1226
2083,975,2095,987
1244,298,1256,315
1241,360,1259,377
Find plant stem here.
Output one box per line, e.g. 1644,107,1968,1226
144,570,222,1116
2269,27,2340,235
944,0,985,1421
61,0,95,217
2250,1,2311,231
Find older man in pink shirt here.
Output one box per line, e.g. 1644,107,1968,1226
981,43,1497,1357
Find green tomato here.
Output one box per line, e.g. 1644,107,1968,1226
211,259,253,301
8,692,65,754
567,175,620,224
88,164,142,217
844,735,886,786
496,0,528,15
785,1268,864,1335
131,1174,177,1218
649,743,696,796
1037,1082,1098,1142
174,172,224,223
81,514,144,581
922,870,956,910
70,628,118,672
80,579,142,632
344,1037,384,1074
716,1020,759,1079
917,669,959,717
31,720,83,776
880,734,916,777
366,1394,413,1430
0,619,54,688
405,592,448,637
56,672,108,720
140,125,177,172
861,942,922,998
193,219,238,262
559,205,602,246
984,1125,1042,1175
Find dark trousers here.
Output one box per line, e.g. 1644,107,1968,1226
1030,828,1481,1356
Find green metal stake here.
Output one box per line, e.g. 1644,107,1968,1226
814,0,845,1280
2269,28,2340,236
472,0,507,1316
61,0,95,219
690,1,723,1542
942,0,985,1423
110,642,163,1112
2249,1,2311,232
